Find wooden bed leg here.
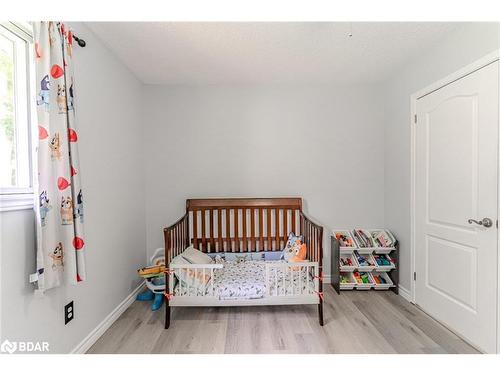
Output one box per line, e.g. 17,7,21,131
165,301,171,329
318,301,324,326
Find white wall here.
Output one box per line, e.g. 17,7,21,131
0,22,146,353
383,23,500,291
143,84,386,276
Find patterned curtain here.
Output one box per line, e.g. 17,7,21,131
33,22,86,292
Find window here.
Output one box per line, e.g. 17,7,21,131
0,22,35,211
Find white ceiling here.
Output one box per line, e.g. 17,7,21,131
86,22,462,85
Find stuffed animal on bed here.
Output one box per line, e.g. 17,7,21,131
286,239,307,271
282,232,305,261
288,242,307,263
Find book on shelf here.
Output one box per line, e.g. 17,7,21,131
372,230,394,247
353,229,374,247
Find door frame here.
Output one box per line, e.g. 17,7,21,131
409,50,500,353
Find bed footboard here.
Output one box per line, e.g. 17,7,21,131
163,260,324,328
167,261,320,302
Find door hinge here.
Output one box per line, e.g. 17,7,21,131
414,114,417,124
413,272,416,281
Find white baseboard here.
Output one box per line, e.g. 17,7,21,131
398,285,412,302
71,281,145,354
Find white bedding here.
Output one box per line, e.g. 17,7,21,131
173,260,315,300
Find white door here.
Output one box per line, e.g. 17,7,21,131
415,61,499,353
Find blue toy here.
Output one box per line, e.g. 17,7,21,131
136,248,166,311
152,293,164,311
136,289,154,301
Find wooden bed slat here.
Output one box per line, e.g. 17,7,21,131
225,209,229,252
284,209,288,243
259,208,263,251
234,208,239,252
201,209,206,252
242,208,247,252
275,208,280,250
209,209,214,252
217,208,222,252
267,208,272,250
193,210,198,249
250,208,255,251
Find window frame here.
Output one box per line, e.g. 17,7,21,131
0,22,36,212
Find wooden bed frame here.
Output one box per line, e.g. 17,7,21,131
163,197,324,328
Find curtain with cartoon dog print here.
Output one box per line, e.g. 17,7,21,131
33,22,86,292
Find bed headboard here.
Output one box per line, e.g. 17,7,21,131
187,197,302,252
164,197,322,265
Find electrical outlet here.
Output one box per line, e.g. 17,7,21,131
64,301,74,325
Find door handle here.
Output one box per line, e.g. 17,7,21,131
467,218,493,228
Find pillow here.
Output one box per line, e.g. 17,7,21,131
282,232,304,261
224,252,265,262
264,251,283,261
181,245,213,264
250,252,265,261
171,253,210,290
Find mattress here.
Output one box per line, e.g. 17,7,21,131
173,260,315,300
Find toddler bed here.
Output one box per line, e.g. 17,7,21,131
163,198,324,328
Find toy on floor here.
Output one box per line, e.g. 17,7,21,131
136,288,164,310
137,289,154,300
138,264,165,278
136,248,166,311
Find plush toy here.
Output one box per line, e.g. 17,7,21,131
137,264,165,278
282,232,304,261
288,242,307,263
136,248,166,311
287,240,307,271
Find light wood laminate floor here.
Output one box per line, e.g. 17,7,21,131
88,286,479,354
